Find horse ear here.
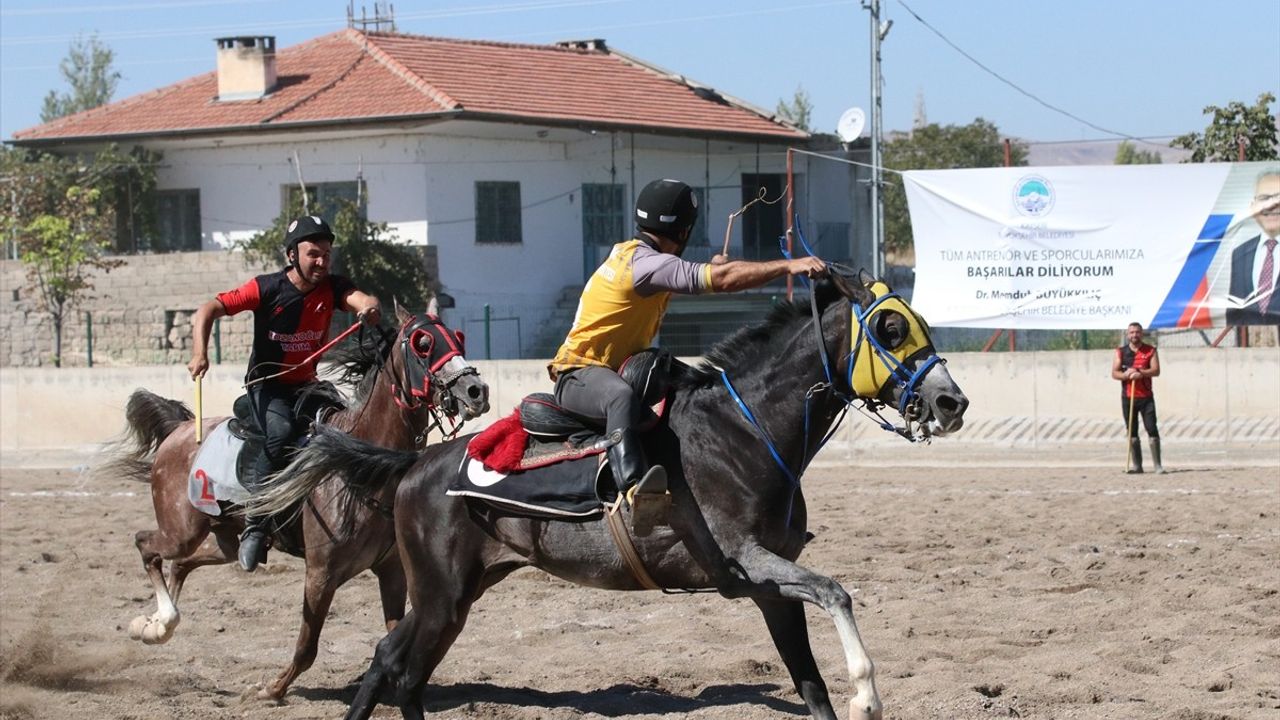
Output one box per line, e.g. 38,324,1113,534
858,268,877,288
833,272,875,307
394,298,412,325
426,294,439,317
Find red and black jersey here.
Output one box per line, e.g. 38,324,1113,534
1117,342,1156,399
217,269,356,384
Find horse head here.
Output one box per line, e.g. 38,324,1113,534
829,270,968,438
391,302,490,422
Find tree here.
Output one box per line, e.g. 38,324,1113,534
1114,140,1163,165
236,194,438,310
881,118,1027,257
775,85,813,132
41,34,121,122
2,145,161,366
19,186,124,367
1171,93,1278,163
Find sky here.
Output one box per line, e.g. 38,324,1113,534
1,0,1278,147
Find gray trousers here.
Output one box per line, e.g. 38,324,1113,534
553,366,641,435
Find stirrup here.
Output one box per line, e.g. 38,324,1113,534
626,466,670,534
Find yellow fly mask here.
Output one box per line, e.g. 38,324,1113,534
845,281,940,418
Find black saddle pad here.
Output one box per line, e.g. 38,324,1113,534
446,453,608,519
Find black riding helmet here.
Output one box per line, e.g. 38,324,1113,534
284,215,336,268
635,179,698,240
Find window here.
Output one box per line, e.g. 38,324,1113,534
285,181,362,218
154,189,202,252
740,173,786,260
581,183,626,246
475,181,522,244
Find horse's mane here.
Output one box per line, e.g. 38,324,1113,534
676,279,846,389
323,327,394,404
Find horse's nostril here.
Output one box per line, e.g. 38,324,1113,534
936,393,965,415
467,385,483,400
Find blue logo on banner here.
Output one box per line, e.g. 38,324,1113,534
1013,175,1055,217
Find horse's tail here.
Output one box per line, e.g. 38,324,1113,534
101,389,194,483
246,424,419,520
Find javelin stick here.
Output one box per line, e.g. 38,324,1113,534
244,320,364,388
194,375,204,444
1124,379,1136,472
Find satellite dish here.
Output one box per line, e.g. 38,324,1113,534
837,107,866,143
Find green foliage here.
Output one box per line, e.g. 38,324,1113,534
1,144,161,254
775,85,813,132
18,186,124,367
1114,140,1163,165
235,195,438,309
1171,93,1279,162
40,34,121,122
882,118,1026,257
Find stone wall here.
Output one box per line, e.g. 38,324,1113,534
0,247,437,367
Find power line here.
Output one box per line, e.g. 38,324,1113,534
0,0,631,46
893,0,1169,150
0,0,258,17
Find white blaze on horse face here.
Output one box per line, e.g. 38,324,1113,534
917,359,967,436
440,355,489,419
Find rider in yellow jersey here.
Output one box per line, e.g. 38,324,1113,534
549,179,826,529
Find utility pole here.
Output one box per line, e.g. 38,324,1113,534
864,0,889,279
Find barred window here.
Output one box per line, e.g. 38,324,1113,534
475,181,523,244
153,189,202,252
581,183,626,245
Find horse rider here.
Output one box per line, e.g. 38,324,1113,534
187,215,382,571
548,178,827,529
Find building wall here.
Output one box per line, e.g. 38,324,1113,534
0,246,437,368
26,123,862,361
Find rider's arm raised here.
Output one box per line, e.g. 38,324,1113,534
709,257,827,293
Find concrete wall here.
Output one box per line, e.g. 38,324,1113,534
3,347,1276,453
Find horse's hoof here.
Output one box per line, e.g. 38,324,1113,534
849,698,883,720
127,615,150,640
141,621,174,645
256,685,285,704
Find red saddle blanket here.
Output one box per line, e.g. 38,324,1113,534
466,408,605,474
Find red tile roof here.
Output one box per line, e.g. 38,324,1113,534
13,29,804,143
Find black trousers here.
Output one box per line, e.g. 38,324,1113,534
1121,396,1159,439
246,382,307,493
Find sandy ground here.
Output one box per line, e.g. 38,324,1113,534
1,451,1278,720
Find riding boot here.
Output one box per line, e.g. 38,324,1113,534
238,515,271,572
1126,438,1144,474
606,428,669,533
1150,437,1165,474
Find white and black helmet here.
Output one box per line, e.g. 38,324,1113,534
635,179,698,238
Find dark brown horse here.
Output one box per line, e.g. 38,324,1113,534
105,304,489,701
255,273,969,720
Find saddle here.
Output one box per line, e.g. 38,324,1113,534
188,382,345,541
451,350,675,518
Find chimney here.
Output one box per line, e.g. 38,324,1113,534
215,36,277,101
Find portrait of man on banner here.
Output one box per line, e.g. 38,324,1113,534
1226,166,1280,326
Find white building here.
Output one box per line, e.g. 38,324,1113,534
13,29,869,357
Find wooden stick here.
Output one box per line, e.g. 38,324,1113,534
194,375,203,444
1124,379,1136,472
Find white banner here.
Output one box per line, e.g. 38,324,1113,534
905,161,1280,328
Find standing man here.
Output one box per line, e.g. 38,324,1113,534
1226,168,1280,325
1111,322,1163,474
187,215,381,571
548,178,826,529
